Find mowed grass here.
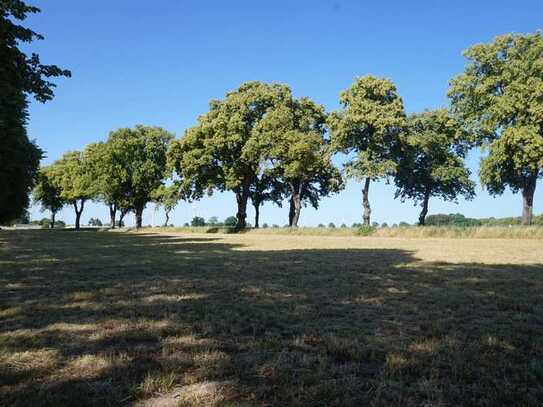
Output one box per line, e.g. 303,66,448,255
1,230,542,406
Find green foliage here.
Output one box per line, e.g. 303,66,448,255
449,32,543,224
191,216,206,227
47,150,96,228
355,225,376,236
168,81,291,228
88,218,103,227
33,166,64,217
394,109,475,224
329,76,406,225
0,1,70,224
425,213,482,227
84,142,130,218
151,184,182,226
207,216,219,225
328,222,336,228
330,75,406,181
256,95,343,226
107,125,174,227
50,151,96,203
224,216,238,227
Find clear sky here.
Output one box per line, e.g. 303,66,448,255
25,0,543,227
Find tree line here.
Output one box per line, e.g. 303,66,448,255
2,3,542,228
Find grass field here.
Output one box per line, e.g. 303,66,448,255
1,230,543,406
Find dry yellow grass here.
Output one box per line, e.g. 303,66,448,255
142,225,543,239
1,229,542,406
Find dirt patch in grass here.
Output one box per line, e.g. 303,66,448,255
0,229,542,406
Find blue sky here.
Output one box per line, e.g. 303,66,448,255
25,0,542,227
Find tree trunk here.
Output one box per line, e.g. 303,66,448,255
109,204,116,229
419,190,430,226
163,210,170,227
50,211,56,229
119,210,127,227
73,200,85,230
287,198,294,226
362,177,371,226
135,205,144,229
289,182,303,227
521,177,537,225
253,201,260,228
235,186,250,229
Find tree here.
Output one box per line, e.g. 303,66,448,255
88,218,103,227
224,216,238,226
151,184,182,227
49,151,96,229
33,166,64,228
84,142,127,229
0,1,70,224
207,216,219,225
329,76,407,225
449,32,543,225
168,81,291,229
191,216,206,226
107,126,173,228
394,110,475,225
257,96,343,227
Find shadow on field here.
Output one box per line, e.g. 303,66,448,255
0,230,542,406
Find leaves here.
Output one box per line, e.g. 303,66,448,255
394,110,475,206
329,76,407,181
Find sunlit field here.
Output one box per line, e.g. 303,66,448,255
1,229,543,406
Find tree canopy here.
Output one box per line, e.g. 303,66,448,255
151,184,183,227
449,32,543,224
48,151,96,229
32,166,65,228
107,125,174,228
330,76,406,225
257,96,343,227
168,81,291,228
0,1,70,224
394,109,475,225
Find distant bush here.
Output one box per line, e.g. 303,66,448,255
271,224,279,228
191,216,206,226
88,218,103,227
356,225,376,236
351,222,362,228
399,222,410,227
372,221,379,228
317,223,325,228
426,213,481,227
207,216,219,225
262,223,269,228
223,216,237,226
381,222,388,228
328,222,336,228
340,223,347,228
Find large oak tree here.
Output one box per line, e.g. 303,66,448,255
329,76,406,226
257,97,343,227
168,81,290,229
0,1,70,224
449,32,543,225
49,151,96,229
394,109,475,225
107,126,173,228
33,166,65,228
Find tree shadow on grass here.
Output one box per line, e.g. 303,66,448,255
0,230,542,406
